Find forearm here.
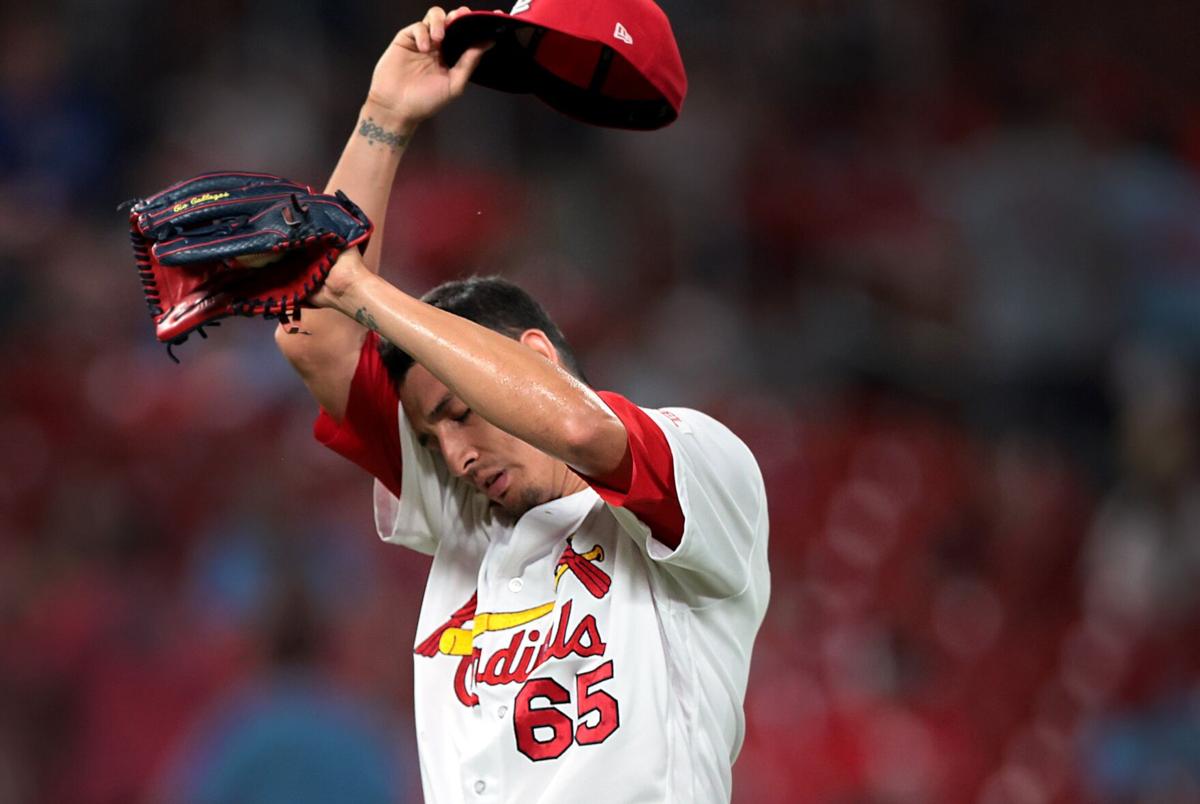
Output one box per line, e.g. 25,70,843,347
275,104,416,379
275,104,413,345
324,101,417,275
327,265,627,476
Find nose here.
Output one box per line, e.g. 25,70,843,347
439,429,478,479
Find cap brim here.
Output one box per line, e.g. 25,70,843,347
443,12,678,130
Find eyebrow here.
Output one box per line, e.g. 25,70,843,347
426,393,454,424
416,393,455,448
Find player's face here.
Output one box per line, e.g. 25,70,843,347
400,365,567,517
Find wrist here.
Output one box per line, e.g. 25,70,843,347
319,250,372,311
336,270,388,335
360,99,419,136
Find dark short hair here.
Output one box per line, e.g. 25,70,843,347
377,276,587,390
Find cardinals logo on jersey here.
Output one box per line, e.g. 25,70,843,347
415,537,613,707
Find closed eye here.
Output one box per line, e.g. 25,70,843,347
452,409,472,424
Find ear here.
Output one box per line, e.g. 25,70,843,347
518,329,562,366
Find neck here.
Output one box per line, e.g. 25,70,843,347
556,462,589,499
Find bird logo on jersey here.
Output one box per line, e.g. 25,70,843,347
555,539,612,597
415,537,613,707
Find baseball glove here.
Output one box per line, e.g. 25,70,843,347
122,171,372,360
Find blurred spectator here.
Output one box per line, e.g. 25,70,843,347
154,579,405,804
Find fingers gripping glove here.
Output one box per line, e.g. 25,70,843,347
123,171,372,360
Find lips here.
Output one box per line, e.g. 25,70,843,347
484,470,510,500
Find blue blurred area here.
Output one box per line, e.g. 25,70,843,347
1082,691,1200,801
2,0,1200,802
167,680,400,804
157,583,404,804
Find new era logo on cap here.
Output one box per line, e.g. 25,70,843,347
613,22,633,44
511,0,532,14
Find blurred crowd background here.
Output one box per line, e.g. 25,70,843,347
3,0,1200,802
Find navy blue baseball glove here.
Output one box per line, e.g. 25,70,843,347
123,171,371,359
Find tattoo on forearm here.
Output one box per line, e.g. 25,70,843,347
359,117,410,150
354,306,380,332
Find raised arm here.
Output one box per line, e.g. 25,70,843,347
276,6,488,420
312,251,630,480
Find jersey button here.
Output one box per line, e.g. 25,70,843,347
497,705,508,719
508,578,523,593
474,780,486,794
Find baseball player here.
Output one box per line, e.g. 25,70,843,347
276,7,770,802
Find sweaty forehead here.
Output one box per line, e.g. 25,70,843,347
398,364,453,431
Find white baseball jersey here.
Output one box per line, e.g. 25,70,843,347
317,334,770,804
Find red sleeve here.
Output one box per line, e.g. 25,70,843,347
312,332,404,498
585,391,684,549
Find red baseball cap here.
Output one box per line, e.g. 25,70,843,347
441,0,687,130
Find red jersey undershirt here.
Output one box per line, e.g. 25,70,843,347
313,333,685,546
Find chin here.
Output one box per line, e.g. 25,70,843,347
493,485,549,519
